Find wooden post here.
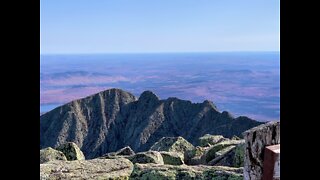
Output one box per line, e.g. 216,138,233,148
262,144,280,180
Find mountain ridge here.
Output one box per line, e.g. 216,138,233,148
40,88,263,159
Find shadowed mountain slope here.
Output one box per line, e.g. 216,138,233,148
40,88,262,159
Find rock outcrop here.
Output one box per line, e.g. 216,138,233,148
40,147,67,164
56,142,85,161
40,158,133,180
130,163,243,180
40,88,263,159
243,121,280,180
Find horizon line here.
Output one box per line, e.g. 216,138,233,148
40,50,280,56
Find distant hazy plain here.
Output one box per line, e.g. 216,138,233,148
40,52,279,121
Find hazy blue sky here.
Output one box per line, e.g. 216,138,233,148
40,0,280,54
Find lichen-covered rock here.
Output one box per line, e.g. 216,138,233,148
129,151,164,164
198,134,225,147
40,147,67,164
204,139,244,163
233,143,245,167
160,151,184,165
184,146,207,165
40,158,133,180
150,137,195,155
130,163,243,180
243,121,280,180
56,142,85,161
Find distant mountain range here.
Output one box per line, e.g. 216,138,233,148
40,88,263,159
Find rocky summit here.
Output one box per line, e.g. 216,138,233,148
40,88,263,159
40,135,246,179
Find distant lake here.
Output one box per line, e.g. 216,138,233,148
40,52,280,121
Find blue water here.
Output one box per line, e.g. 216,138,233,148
40,52,280,121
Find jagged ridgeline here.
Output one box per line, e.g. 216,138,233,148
40,88,262,159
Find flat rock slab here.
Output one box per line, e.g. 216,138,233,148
40,158,133,180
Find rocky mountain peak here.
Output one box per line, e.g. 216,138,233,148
138,90,160,102
203,100,219,111
101,88,137,101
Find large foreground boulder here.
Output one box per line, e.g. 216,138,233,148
40,147,67,164
130,163,243,180
56,142,85,161
129,151,164,164
40,158,133,180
